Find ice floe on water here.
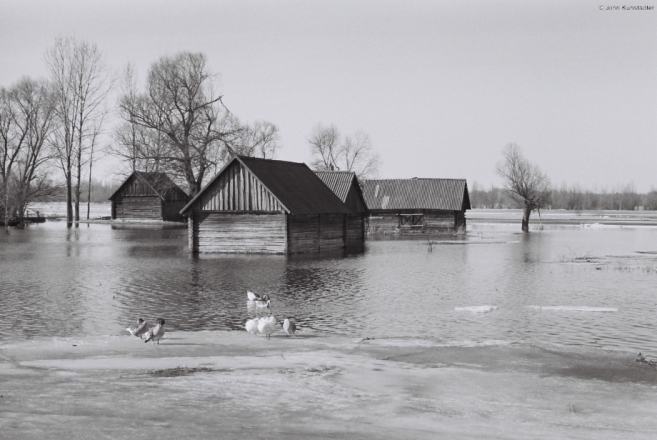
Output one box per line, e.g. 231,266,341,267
431,240,519,245
440,339,517,348
581,223,657,229
359,338,517,348
527,305,618,312
454,305,497,313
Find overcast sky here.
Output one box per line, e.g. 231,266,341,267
1,0,655,191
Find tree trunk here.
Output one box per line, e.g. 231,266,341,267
3,178,8,234
522,205,531,232
87,163,92,220
87,136,95,220
66,163,73,228
75,147,81,222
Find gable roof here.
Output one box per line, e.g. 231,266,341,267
362,178,471,211
314,171,359,203
181,156,352,215
108,171,189,201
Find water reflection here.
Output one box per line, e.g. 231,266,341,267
1,221,657,357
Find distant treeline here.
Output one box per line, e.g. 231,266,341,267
34,179,121,204
470,183,657,211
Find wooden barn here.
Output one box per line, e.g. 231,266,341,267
361,178,471,235
314,171,367,244
180,156,363,254
109,171,190,222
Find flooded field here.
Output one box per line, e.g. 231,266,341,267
1,208,656,358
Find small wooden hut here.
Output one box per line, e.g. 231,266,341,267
362,178,470,235
180,156,362,254
109,171,189,222
314,171,367,244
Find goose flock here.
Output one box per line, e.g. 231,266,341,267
246,290,297,339
126,290,297,343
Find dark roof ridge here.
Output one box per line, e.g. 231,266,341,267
364,177,467,181
237,155,307,165
315,170,356,174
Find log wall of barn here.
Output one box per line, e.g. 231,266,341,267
287,214,319,254
192,211,286,254
455,210,466,231
162,200,188,222
112,196,162,220
366,210,465,235
346,214,364,245
423,211,457,232
287,214,347,253
320,214,345,250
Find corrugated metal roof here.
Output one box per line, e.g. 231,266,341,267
181,156,352,215
361,179,470,211
109,171,189,201
314,171,356,202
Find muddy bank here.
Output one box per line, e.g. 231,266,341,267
1,332,657,439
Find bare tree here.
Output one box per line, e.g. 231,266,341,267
111,64,168,177
0,78,59,230
118,52,240,196
45,36,112,225
229,120,281,159
308,123,341,171
85,119,103,220
308,124,381,179
113,121,166,173
496,143,551,232
0,88,20,232
341,130,381,179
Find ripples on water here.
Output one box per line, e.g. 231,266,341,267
1,220,656,356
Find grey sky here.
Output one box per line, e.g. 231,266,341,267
1,0,655,191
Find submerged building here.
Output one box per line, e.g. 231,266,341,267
362,178,471,235
314,170,367,245
180,156,364,254
109,171,189,222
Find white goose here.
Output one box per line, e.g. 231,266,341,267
245,317,260,336
127,318,149,339
254,299,271,309
247,291,270,302
283,318,297,336
144,318,166,345
257,315,277,339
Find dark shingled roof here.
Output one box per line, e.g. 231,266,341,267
314,171,358,203
181,156,352,215
362,178,471,211
109,171,189,201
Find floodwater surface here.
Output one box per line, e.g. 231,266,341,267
1,214,656,357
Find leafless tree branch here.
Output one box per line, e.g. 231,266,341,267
496,143,551,232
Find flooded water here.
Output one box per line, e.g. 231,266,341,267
1,212,656,357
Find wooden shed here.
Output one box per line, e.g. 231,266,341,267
314,171,367,244
180,156,362,254
109,171,190,222
361,178,471,235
